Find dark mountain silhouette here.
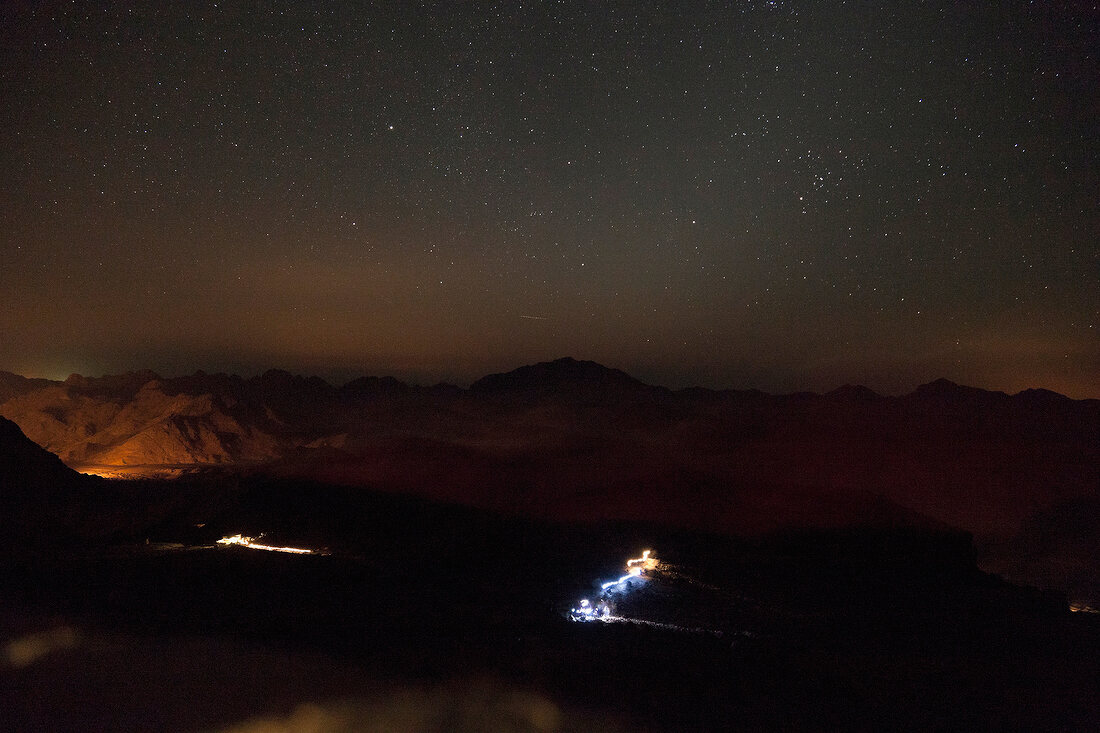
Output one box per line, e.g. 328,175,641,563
470,356,666,404
63,370,161,400
0,359,1096,604
913,376,998,401
0,370,54,403
825,384,883,403
340,375,413,399
0,416,95,548
0,415,83,490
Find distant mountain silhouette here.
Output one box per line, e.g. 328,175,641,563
825,384,883,403
341,375,412,399
63,369,162,400
470,357,665,403
1014,387,1074,405
0,371,54,403
908,377,998,403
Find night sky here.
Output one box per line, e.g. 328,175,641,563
2,2,1097,396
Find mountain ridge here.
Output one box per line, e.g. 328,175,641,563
4,358,1095,403
1,359,1096,603
0,357,1093,533
1,359,1095,477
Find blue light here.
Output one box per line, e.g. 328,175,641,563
571,550,656,621
600,566,642,590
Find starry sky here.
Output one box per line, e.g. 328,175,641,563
2,2,1097,396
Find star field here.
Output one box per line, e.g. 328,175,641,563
2,2,1096,396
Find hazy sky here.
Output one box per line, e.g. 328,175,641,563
2,2,1096,396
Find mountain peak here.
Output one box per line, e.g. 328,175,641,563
917,377,961,392
1013,387,1071,403
62,370,162,399
0,371,55,403
340,375,412,399
914,378,1001,397
469,357,657,402
250,369,334,395
825,384,882,403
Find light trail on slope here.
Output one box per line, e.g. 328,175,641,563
568,550,732,636
600,566,642,590
599,549,658,589
572,549,656,621
216,534,313,554
592,615,730,636
628,549,658,570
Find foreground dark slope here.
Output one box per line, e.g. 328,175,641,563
0,416,99,546
1,413,1099,730
2,480,1099,729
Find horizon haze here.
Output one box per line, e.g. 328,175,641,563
2,3,1096,400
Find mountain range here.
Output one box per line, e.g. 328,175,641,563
2,357,1097,602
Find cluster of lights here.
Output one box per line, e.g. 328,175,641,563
571,598,610,620
216,534,312,554
571,550,656,622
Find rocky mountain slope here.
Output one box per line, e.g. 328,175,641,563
0,415,97,547
1,358,1096,576
0,415,84,492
